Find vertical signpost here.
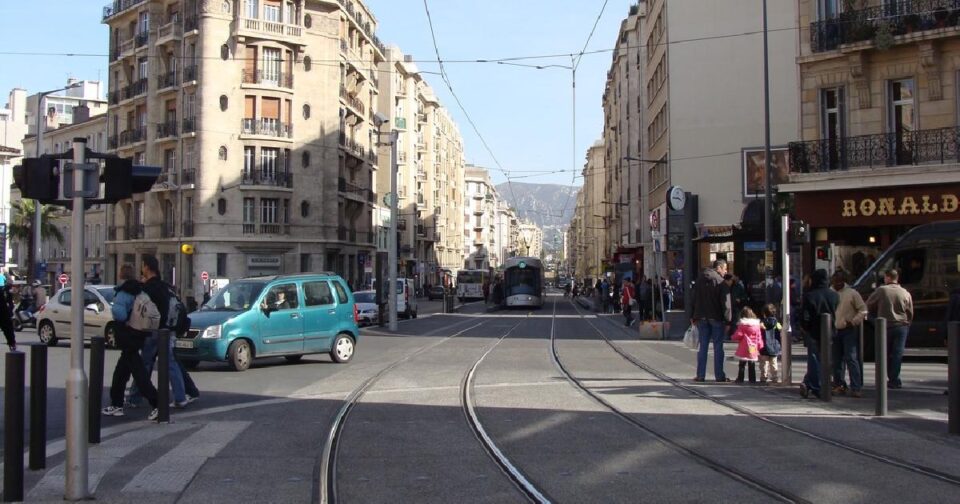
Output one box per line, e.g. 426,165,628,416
59,273,69,289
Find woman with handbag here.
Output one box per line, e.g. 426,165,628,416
621,278,636,327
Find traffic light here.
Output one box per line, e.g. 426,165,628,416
100,159,160,203
13,156,59,203
815,246,830,261
14,154,160,205
790,219,810,244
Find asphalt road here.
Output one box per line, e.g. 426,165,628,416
1,293,958,503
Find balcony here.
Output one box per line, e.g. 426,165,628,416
241,168,294,188
417,112,428,124
184,15,198,32
182,64,197,83
102,0,147,21
127,224,144,240
395,117,407,130
241,118,293,138
117,38,135,59
366,148,378,165
182,117,196,134
398,151,407,164
243,223,256,234
338,177,370,202
157,20,182,43
134,31,148,48
157,70,177,90
811,1,960,53
340,86,366,116
337,226,348,241
122,78,147,101
108,89,120,105
107,135,118,150
259,223,289,235
156,120,178,139
236,16,303,45
241,69,293,89
788,127,959,173
181,168,197,185
118,127,146,147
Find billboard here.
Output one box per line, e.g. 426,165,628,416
742,147,790,197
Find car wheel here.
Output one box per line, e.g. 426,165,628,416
180,359,200,370
329,333,355,363
285,354,304,363
404,307,412,319
412,310,418,319
227,339,252,371
12,318,22,332
104,323,118,349
38,321,58,346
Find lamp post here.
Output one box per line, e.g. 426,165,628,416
31,83,82,282
373,113,398,331
762,0,774,303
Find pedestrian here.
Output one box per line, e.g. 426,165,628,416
866,268,913,389
32,280,47,312
621,277,636,327
831,270,867,397
691,259,732,382
0,286,16,351
721,274,736,336
759,303,781,385
600,278,610,314
732,307,764,384
102,264,160,420
799,269,839,399
663,279,674,312
637,277,652,321
945,285,960,395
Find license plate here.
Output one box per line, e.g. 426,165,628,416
174,339,194,349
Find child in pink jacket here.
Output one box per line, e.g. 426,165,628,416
731,307,764,384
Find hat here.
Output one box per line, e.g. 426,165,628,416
31,280,41,286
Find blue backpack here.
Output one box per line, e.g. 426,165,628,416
761,317,782,356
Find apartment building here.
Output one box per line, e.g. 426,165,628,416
101,0,385,296
568,189,585,278
376,46,465,287
493,201,519,267
463,165,500,270
25,80,108,136
576,140,606,280
517,222,543,259
1,89,29,268
780,0,960,277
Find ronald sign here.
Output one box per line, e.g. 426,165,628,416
841,193,958,218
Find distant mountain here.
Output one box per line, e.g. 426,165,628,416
494,181,579,255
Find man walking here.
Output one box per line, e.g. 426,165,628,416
866,269,913,389
621,277,636,327
831,270,867,397
692,260,731,382
799,269,839,398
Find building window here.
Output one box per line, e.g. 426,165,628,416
261,198,279,224
243,198,256,233
218,146,228,160
220,95,228,111
303,55,311,71
817,0,841,20
888,78,916,165
243,146,255,179
302,150,310,168
218,198,227,215
302,104,310,119
300,253,311,272
261,147,279,180
263,48,281,85
820,87,845,170
217,253,227,277
264,2,280,22
301,201,309,217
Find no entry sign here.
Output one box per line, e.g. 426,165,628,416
59,273,69,285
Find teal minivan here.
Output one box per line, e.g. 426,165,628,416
174,273,360,371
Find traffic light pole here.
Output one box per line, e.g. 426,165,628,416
388,130,399,332
65,137,90,500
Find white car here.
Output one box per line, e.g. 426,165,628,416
36,285,119,347
353,290,379,326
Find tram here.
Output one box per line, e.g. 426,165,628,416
501,257,545,308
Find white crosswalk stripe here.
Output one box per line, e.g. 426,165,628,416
121,421,251,494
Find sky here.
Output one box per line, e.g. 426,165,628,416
0,0,633,187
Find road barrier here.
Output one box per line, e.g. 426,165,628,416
949,321,959,435
875,317,888,417
157,329,171,423
820,313,832,402
4,351,25,502
29,344,47,470
88,336,105,444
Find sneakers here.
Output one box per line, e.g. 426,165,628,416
185,394,198,405
692,377,705,382
799,383,809,398
171,400,189,408
102,406,125,417
832,385,848,395
148,408,159,421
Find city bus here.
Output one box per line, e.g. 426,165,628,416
456,269,488,302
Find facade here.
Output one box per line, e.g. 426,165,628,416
26,80,107,136
1,88,29,267
781,0,960,278
463,164,500,270
101,0,386,299
377,47,465,288
493,201,519,267
578,140,606,280
569,189,585,278
517,222,543,259
19,114,110,284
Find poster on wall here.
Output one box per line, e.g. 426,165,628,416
743,147,790,197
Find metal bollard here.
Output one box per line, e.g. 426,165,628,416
876,317,888,417
4,351,25,502
949,321,959,435
858,322,865,390
88,336,105,444
29,344,47,470
820,313,833,402
157,329,170,423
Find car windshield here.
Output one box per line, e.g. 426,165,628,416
201,281,266,311
96,288,116,304
354,292,375,303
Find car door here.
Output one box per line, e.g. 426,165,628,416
301,280,338,352
49,289,73,335
256,283,304,355
331,280,354,331
81,288,107,337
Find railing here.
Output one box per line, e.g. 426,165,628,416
119,127,146,146
158,20,182,40
107,135,118,150
366,148,377,164
107,226,119,240
182,64,197,82
108,89,120,105
338,177,369,200
340,86,366,115
340,39,348,53
243,223,256,234
788,126,960,173
156,120,178,138
241,168,294,188
182,117,196,134
260,223,289,235
184,15,198,32
811,0,960,52
238,16,302,38
417,112,428,123
127,224,144,240
122,78,147,100
395,117,407,129
398,151,407,164
241,69,293,88
183,221,194,237
158,70,177,89
337,226,348,240
181,168,197,185
102,0,147,21
241,118,293,138
134,31,148,48
119,38,135,56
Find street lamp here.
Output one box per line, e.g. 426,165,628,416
30,82,82,282
372,112,399,331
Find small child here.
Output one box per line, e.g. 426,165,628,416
759,304,782,385
731,307,764,384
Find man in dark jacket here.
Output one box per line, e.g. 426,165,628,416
0,287,16,351
691,260,731,382
799,268,839,398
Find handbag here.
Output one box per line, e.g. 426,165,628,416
683,324,699,350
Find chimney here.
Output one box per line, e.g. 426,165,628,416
74,102,91,123
404,55,414,63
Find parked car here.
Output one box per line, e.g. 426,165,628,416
353,290,378,326
174,273,360,371
36,285,118,347
426,285,446,300
372,278,419,318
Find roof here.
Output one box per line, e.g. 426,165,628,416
238,272,343,282
0,145,20,155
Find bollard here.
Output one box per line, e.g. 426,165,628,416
820,313,832,402
949,321,959,435
157,329,170,423
29,344,48,470
88,336,105,444
876,317,888,417
4,351,25,502
858,322,865,390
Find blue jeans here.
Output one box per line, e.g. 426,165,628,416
696,320,727,381
803,333,821,396
887,324,909,387
131,332,186,404
832,328,862,391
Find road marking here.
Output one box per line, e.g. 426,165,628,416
27,422,194,500
122,421,251,493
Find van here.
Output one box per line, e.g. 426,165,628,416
853,221,960,351
174,273,360,371
372,278,418,319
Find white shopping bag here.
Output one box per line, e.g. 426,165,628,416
683,324,699,350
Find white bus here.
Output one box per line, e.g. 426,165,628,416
456,270,488,302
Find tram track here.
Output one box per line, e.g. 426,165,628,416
570,299,960,489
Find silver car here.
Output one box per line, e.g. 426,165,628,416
36,285,118,347
352,290,379,326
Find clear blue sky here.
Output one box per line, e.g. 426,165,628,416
0,0,633,187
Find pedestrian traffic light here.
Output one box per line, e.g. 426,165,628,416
816,246,829,261
99,159,160,203
790,219,810,244
12,156,59,203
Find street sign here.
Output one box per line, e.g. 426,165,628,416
201,271,209,281
59,273,69,286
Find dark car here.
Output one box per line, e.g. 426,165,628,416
427,285,446,300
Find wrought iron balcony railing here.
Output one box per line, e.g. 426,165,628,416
241,168,293,188
811,0,960,53
182,64,197,82
158,70,177,90
788,126,960,173
181,168,197,185
241,69,293,88
160,222,176,238
156,120,178,139
122,79,147,100
182,117,196,134
241,118,293,138
102,0,147,21
184,15,198,32
127,224,144,240
119,127,146,146
134,31,148,48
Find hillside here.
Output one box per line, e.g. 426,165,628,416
494,181,579,255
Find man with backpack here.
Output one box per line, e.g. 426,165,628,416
103,264,160,420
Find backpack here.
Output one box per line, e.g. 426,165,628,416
128,292,161,331
162,285,191,335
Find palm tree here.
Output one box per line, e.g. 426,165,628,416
8,200,65,279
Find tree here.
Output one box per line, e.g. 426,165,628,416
8,200,65,279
